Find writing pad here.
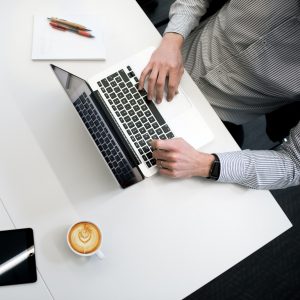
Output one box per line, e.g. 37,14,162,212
0,228,37,286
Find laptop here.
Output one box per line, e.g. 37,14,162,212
51,47,213,188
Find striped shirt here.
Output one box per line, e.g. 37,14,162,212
165,0,300,189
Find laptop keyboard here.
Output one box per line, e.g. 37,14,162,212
74,92,134,181
97,66,174,168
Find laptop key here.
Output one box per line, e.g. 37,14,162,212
110,92,116,99
132,115,138,122
101,78,109,87
120,110,127,116
156,128,163,135
124,116,131,122
150,159,156,166
131,127,138,135
117,104,124,111
140,117,147,123
128,122,135,128
128,110,135,116
137,111,143,117
143,133,150,141
139,140,146,147
139,127,146,134
128,71,135,78
153,122,159,129
119,70,130,82
127,82,133,88
166,132,175,139
162,124,171,133
130,99,136,106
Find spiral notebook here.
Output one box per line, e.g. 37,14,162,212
32,15,106,60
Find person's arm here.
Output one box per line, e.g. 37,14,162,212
217,121,300,190
139,0,212,103
151,121,300,190
164,0,212,40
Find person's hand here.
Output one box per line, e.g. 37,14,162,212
139,33,184,104
151,138,215,178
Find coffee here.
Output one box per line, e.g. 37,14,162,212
68,221,101,255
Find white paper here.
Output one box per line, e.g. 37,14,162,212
32,15,106,60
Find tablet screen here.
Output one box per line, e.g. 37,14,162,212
0,228,37,286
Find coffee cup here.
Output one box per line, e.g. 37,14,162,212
67,221,104,259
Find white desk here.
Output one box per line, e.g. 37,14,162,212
0,1,292,299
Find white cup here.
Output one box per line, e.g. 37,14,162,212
67,221,104,259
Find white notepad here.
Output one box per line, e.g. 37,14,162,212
32,15,106,60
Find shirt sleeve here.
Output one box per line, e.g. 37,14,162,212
164,0,212,39
216,121,300,190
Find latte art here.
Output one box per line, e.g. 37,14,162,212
68,222,101,254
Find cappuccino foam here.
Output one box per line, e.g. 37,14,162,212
68,222,101,254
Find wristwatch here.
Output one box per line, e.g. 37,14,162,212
207,154,220,180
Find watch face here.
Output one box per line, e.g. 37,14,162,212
209,155,220,180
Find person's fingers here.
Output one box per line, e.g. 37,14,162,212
138,63,152,90
158,167,180,178
156,159,176,170
152,149,177,162
167,67,183,101
147,67,159,100
151,139,173,152
166,72,178,101
151,138,182,152
155,69,168,104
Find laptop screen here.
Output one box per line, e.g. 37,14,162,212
51,65,144,188
50,64,92,104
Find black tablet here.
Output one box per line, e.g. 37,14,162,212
0,228,37,286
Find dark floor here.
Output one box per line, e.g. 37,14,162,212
138,1,300,299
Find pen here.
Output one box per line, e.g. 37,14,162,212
47,17,91,31
50,22,95,38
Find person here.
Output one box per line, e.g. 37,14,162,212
138,0,300,190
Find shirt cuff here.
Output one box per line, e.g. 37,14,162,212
215,151,247,184
164,14,199,40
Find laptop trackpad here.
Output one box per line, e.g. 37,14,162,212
168,108,214,150
156,89,192,120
